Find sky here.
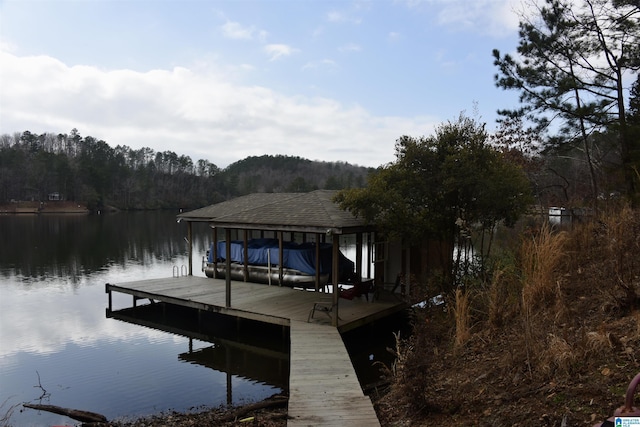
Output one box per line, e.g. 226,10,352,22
0,0,528,169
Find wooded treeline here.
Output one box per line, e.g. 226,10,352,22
0,129,372,210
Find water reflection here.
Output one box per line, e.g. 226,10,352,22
0,212,281,426
0,212,208,284
108,302,290,404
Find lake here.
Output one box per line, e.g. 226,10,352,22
0,211,405,426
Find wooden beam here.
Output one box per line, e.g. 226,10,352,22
315,235,321,292
212,226,218,279
187,221,193,276
367,232,372,279
243,229,249,282
225,228,231,307
356,232,362,280
332,233,339,327
278,231,284,286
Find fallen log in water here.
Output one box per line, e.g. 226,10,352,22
22,403,108,423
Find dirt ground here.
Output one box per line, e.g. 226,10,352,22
371,211,640,427
106,396,288,427
373,312,639,427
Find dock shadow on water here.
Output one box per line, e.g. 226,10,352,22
108,302,291,399
342,310,413,394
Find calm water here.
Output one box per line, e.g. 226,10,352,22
0,212,286,426
0,211,405,427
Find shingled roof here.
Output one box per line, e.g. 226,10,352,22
177,190,372,235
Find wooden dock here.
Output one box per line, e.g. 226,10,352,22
288,321,380,426
105,276,404,426
106,276,405,333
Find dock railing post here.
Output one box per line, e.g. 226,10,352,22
332,233,339,327
105,284,112,314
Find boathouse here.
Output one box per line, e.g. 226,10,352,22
177,189,453,309
176,189,396,327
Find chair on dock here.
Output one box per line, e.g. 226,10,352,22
339,279,375,301
308,298,340,322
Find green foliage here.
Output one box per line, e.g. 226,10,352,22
336,113,533,261
0,130,371,209
628,75,640,201
493,0,640,204
222,154,371,196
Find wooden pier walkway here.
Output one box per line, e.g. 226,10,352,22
106,276,404,426
289,321,380,426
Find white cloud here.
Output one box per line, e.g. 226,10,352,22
302,59,339,71
326,9,362,25
264,44,298,61
221,20,256,40
327,10,346,23
338,43,361,53
0,38,17,53
399,0,522,37
0,51,440,168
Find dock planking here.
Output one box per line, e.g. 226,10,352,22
288,321,380,427
106,276,405,332
106,275,404,426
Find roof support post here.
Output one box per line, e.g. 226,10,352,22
367,232,372,279
187,221,193,276
278,231,284,286
225,228,231,308
212,226,218,279
332,233,339,327
356,232,362,280
243,229,249,281
315,235,321,292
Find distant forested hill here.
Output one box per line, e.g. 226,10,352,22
0,130,374,210
223,155,370,194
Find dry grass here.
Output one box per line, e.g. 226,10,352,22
375,207,640,426
539,333,577,377
486,262,522,329
453,288,471,352
602,206,640,310
521,221,567,313
517,222,569,375
487,267,504,328
567,206,640,312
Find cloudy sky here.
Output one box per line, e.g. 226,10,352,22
0,0,527,168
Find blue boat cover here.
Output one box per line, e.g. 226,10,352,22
209,238,354,277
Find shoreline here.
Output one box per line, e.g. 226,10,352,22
88,395,289,427
0,201,90,214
